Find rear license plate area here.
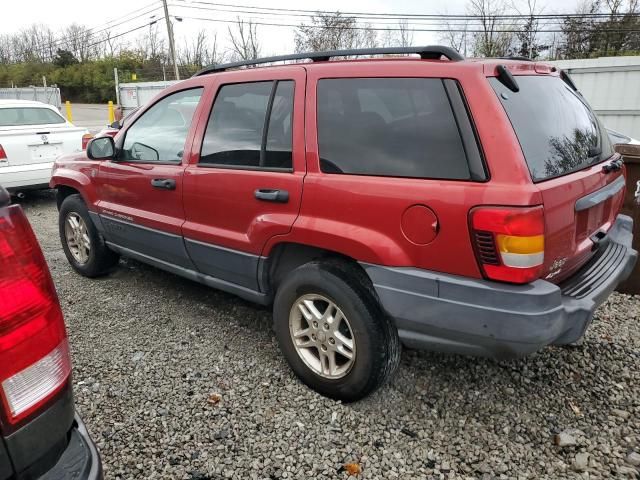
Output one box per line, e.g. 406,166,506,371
29,143,62,161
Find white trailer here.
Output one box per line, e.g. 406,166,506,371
0,86,62,111
118,81,176,116
550,56,640,139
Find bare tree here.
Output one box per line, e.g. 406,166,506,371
103,29,122,58
228,18,260,61
439,18,470,55
180,30,223,68
0,35,12,63
512,0,548,58
295,12,379,52
468,0,515,57
382,19,414,48
62,24,95,62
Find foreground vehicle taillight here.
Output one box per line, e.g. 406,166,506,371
0,204,70,429
470,206,545,284
82,133,93,150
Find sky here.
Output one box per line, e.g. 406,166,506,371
1,0,582,58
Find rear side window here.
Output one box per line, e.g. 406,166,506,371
490,76,613,182
0,107,65,126
200,80,294,170
317,78,471,180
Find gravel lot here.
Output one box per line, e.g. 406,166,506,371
19,190,640,479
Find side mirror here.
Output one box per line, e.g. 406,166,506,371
109,120,121,129
87,136,116,160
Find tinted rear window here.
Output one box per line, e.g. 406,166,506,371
490,76,613,182
0,107,66,126
317,78,471,180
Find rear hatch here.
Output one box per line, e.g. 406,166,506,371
0,107,85,167
490,74,624,283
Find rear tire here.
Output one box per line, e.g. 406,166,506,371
59,194,119,277
273,260,401,401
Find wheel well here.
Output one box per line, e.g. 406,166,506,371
265,243,372,294
55,185,80,210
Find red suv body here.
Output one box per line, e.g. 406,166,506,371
50,47,637,400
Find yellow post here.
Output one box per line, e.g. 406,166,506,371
65,100,72,123
108,101,115,124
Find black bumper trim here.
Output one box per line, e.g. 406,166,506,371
362,214,637,359
39,413,103,480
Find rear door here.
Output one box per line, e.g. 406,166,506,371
0,106,85,166
95,87,205,267
182,68,305,290
490,75,623,282
297,65,490,279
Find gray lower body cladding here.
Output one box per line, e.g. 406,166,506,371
362,215,637,359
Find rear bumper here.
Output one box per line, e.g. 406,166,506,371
39,413,103,480
362,214,637,359
0,162,54,190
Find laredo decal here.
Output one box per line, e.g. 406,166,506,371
101,210,134,222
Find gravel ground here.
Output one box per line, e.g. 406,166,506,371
19,190,640,480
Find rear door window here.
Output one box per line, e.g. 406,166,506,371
200,80,294,170
316,78,472,180
489,76,613,182
0,107,65,126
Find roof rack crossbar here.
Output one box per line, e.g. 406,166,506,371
193,45,464,77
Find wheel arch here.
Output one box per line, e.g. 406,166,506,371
51,168,96,210
262,242,376,298
56,185,82,210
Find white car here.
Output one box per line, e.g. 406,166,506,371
607,127,640,146
0,100,90,192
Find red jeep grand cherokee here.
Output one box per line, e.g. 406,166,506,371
50,46,637,401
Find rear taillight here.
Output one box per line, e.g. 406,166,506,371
0,144,7,163
470,206,545,284
81,134,93,150
0,204,70,429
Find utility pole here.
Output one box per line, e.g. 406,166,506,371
162,0,180,80
114,68,120,106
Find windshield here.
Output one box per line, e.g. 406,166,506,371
490,76,613,182
0,107,66,127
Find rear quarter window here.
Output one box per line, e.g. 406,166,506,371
0,107,66,126
316,78,472,180
489,76,613,182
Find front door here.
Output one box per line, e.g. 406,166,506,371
182,68,306,290
95,87,206,268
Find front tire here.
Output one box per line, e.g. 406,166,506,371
273,260,400,401
59,194,119,277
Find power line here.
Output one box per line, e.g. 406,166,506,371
175,0,640,20
10,3,164,60
168,4,640,35
45,5,164,52
86,20,166,49
178,14,640,34
169,2,588,28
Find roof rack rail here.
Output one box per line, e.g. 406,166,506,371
498,55,533,62
193,45,464,77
